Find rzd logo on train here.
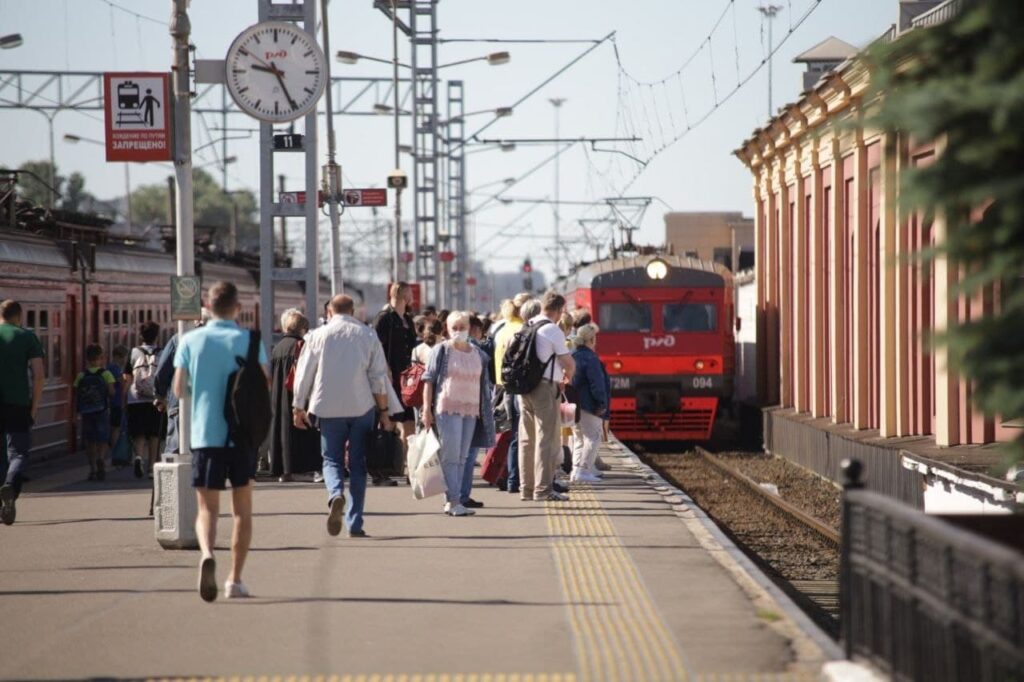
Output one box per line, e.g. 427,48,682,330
643,335,676,350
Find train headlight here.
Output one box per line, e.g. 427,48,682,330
645,258,669,281
694,360,705,370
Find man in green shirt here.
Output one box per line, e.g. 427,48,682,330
0,300,45,525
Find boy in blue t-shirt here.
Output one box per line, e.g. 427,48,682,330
73,344,116,481
107,345,129,461
174,281,268,603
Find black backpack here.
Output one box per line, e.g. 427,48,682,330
76,369,109,415
224,330,272,453
501,319,555,395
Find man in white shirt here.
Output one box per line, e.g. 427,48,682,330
292,295,392,538
519,292,575,502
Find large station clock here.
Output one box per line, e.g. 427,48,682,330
225,21,327,123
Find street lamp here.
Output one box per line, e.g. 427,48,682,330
337,49,510,71
0,33,23,49
64,133,134,232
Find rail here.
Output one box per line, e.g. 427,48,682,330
840,459,1024,680
911,0,964,28
696,446,840,546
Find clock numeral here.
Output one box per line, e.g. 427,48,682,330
303,87,313,95
254,99,261,110
273,29,279,42
304,50,313,57
274,101,279,115
291,35,298,45
238,86,249,94
305,70,320,75
239,47,249,56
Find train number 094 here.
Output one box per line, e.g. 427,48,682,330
691,376,714,389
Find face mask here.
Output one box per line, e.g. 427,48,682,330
451,330,470,343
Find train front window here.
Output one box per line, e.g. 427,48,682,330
664,303,717,332
598,302,652,332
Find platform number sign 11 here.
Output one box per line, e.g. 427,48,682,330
224,21,327,124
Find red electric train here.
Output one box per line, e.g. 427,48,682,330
561,253,735,441
0,230,307,459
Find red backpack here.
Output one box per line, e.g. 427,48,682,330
399,362,426,408
284,339,304,393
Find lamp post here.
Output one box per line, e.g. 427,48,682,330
757,4,782,118
549,97,566,278
63,133,133,231
0,33,22,49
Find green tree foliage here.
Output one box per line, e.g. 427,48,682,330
867,0,1024,461
16,160,62,207
128,168,258,250
61,172,94,212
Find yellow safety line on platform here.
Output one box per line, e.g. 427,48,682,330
147,671,577,675
545,484,689,682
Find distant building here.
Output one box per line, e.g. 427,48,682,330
664,211,754,272
793,36,857,92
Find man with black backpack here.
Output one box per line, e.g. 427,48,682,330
502,292,575,502
173,281,269,602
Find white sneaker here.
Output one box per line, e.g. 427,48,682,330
224,580,251,598
537,491,569,502
576,471,602,483
448,503,474,516
313,471,325,483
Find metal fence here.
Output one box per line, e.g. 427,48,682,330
840,460,1024,681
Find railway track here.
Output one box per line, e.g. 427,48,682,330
694,446,841,547
643,447,841,636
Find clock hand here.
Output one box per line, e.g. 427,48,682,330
269,61,299,110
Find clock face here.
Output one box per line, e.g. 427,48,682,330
225,21,327,123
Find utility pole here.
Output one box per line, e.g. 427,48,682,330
320,0,343,295
156,0,198,551
757,4,782,118
277,173,287,256
549,97,566,279
391,0,403,285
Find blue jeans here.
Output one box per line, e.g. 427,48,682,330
504,391,521,489
319,409,375,533
1,405,32,497
461,447,478,503
436,412,476,504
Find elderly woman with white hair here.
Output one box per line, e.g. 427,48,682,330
269,308,321,481
569,323,610,483
422,310,496,516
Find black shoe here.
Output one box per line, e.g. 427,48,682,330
198,556,217,603
133,457,144,479
372,477,398,487
87,470,97,481
553,481,569,494
463,498,484,509
508,484,520,494
347,529,368,538
496,478,508,491
96,460,106,481
0,484,16,526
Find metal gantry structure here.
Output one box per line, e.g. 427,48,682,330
446,79,466,309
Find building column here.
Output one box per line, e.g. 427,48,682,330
778,164,793,409
754,177,768,405
765,171,781,406
851,137,870,429
829,138,847,423
894,136,912,436
808,142,826,417
793,148,810,414
878,133,899,437
933,201,960,447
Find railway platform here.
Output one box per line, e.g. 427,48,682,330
0,441,837,681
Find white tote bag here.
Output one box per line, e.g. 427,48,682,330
408,428,445,500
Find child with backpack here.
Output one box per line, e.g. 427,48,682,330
73,344,116,481
127,321,162,478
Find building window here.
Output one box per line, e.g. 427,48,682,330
738,248,755,271
685,250,699,259
712,247,732,271
598,302,652,332
664,303,718,332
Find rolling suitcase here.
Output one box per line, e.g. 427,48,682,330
481,430,512,486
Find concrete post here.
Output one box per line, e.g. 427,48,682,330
155,0,198,550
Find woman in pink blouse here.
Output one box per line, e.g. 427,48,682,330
422,311,496,517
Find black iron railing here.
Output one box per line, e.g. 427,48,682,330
840,460,1024,682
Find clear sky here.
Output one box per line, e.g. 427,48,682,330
0,0,898,285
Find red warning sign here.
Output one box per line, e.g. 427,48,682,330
104,72,172,162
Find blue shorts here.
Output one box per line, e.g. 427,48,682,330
191,447,255,490
81,411,111,444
